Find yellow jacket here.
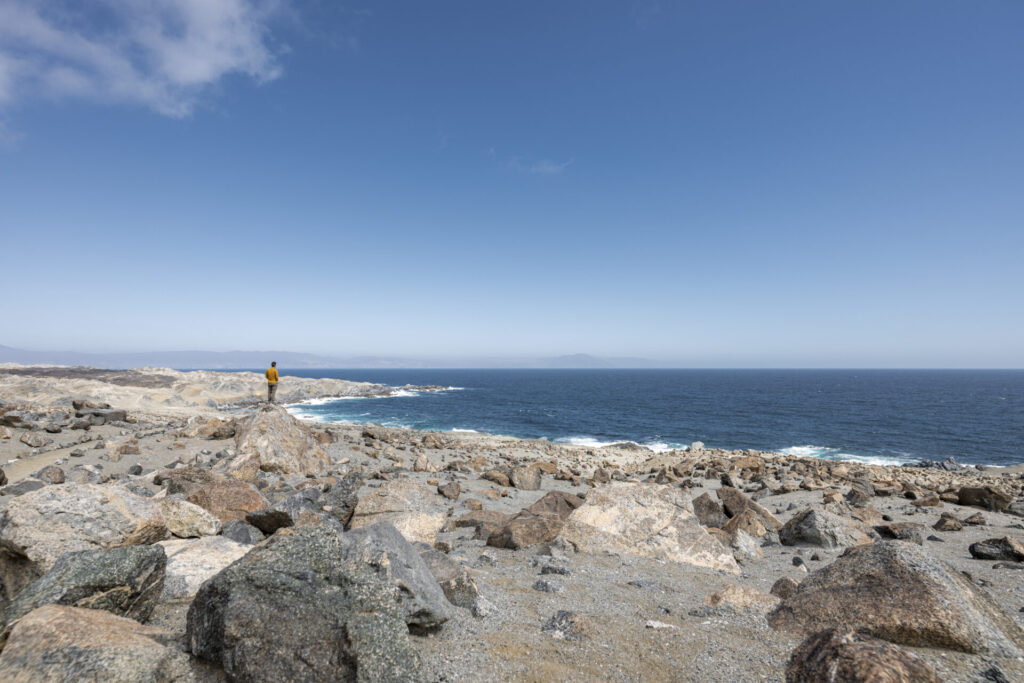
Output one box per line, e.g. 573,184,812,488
265,367,279,384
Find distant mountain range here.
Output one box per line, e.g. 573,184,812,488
0,345,659,370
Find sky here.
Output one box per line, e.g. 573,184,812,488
1,1,1022,367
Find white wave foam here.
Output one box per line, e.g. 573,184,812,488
450,428,479,433
778,445,910,467
554,436,685,453
389,389,419,398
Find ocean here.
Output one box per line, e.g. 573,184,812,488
280,369,1024,467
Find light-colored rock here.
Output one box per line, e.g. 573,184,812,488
230,404,328,476
0,605,219,681
156,536,250,602
160,499,222,538
349,479,448,545
558,482,740,574
0,484,167,605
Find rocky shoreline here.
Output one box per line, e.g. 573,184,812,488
0,366,1022,681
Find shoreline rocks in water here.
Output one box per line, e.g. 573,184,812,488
0,366,1020,680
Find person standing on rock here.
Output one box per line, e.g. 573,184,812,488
265,362,279,403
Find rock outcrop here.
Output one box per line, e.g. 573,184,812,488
559,482,740,574
228,404,329,477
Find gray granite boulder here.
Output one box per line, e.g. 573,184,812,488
769,541,1024,656
186,524,427,682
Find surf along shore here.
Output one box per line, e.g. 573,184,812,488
0,365,1022,681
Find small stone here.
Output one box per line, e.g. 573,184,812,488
471,596,495,618
532,579,562,593
542,610,589,641
645,620,678,630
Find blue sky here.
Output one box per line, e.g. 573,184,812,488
1,1,1022,367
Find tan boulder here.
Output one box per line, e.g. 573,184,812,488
559,482,740,574
349,479,448,545
716,486,782,530
487,492,583,550
186,479,269,523
0,605,216,680
232,404,328,476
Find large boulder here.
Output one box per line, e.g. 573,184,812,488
349,479,448,545
968,536,1024,562
0,605,219,681
786,628,941,683
0,484,167,606
558,482,740,574
957,486,1012,512
2,546,166,647
156,537,251,603
768,541,1024,656
487,491,584,550
186,479,268,524
779,508,872,549
186,525,427,682
230,404,329,476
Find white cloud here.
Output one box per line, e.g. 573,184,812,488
0,0,284,117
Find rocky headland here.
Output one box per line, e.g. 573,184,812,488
0,365,1022,681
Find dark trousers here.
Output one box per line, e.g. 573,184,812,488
267,383,278,403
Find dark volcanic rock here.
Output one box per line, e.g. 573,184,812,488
768,541,1024,656
969,537,1024,562
786,628,941,683
187,524,431,681
2,545,166,646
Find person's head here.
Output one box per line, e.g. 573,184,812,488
271,361,277,367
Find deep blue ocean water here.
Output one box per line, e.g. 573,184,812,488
278,370,1024,466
